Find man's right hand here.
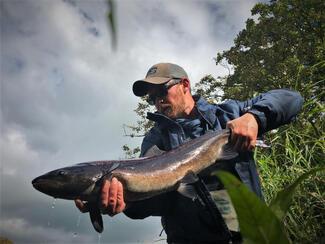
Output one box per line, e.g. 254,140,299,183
74,177,126,216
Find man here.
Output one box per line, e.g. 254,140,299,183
76,63,303,243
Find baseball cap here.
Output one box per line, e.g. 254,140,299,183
132,63,188,97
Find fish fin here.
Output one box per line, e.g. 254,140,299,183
177,184,198,201
144,145,165,157
89,204,103,233
101,162,120,181
109,162,120,172
177,171,199,200
218,144,238,160
181,171,199,184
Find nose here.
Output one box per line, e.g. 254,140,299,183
156,97,164,104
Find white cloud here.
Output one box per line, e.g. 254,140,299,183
0,218,97,244
1,128,40,176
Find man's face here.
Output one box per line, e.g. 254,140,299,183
148,82,187,119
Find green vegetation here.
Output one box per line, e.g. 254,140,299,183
124,0,324,242
217,168,324,244
0,237,13,244
217,171,290,244
106,0,117,50
212,1,324,242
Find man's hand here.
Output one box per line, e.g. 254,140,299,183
74,177,126,216
226,113,259,152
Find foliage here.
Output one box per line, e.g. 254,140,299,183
217,168,324,244
213,0,325,242
0,237,13,244
106,0,117,50
122,144,141,159
256,109,325,243
192,75,225,103
269,167,324,221
215,0,324,101
217,171,290,244
122,96,155,158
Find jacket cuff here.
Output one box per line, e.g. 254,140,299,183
247,109,267,134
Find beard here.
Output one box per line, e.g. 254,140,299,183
161,98,186,119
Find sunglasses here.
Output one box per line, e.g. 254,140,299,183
146,78,182,105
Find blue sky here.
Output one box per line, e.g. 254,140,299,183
1,0,263,243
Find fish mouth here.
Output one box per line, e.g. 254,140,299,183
32,176,43,188
32,176,53,193
32,176,67,198
32,176,95,200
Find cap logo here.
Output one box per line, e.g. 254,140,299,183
146,67,157,76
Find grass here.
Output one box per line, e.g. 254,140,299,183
256,120,325,243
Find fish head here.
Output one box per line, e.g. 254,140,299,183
32,164,103,200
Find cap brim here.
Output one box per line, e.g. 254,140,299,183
132,77,170,96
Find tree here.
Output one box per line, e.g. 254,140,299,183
216,0,324,100
214,0,324,242
122,97,155,158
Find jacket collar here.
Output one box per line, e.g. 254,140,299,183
194,95,217,129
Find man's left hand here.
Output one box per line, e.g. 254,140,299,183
226,113,258,152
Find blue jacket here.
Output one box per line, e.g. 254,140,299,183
124,89,303,242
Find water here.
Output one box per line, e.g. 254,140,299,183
46,200,103,243
76,215,81,227
72,215,82,238
47,198,57,227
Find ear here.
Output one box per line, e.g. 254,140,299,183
181,78,191,94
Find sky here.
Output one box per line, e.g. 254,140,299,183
1,0,264,243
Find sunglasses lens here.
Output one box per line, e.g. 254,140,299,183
147,89,168,105
146,79,182,105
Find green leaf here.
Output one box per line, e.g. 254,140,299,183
216,171,291,244
107,0,117,50
269,167,325,220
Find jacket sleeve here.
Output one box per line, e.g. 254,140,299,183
123,192,172,219
236,89,303,134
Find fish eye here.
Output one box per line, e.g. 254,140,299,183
58,170,67,176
